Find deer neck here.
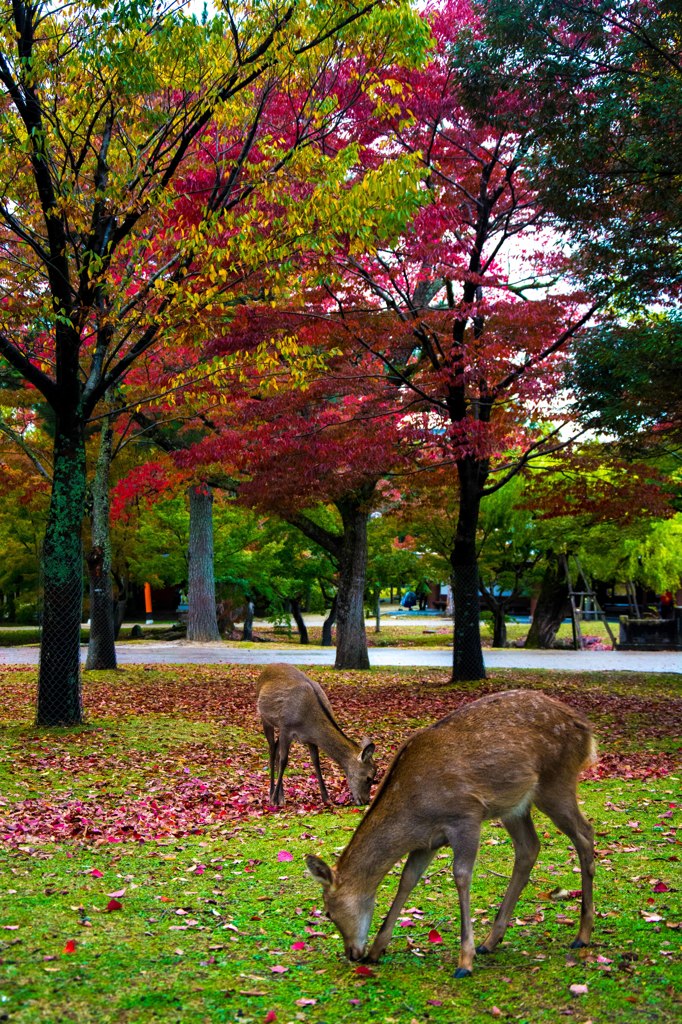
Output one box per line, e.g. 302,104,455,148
319,723,358,771
335,800,408,894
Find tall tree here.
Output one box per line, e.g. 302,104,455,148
301,0,604,680
0,0,425,722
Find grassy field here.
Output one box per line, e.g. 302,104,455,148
0,618,617,649
0,665,679,1024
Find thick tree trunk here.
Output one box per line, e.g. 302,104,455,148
335,493,370,670
321,595,337,646
451,458,486,682
187,484,221,642
289,597,309,644
525,554,569,649
36,420,86,726
85,419,117,670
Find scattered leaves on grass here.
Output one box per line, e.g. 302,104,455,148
0,667,679,849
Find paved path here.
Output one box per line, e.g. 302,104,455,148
1,642,680,673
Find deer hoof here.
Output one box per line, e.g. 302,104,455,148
454,967,472,979
476,944,492,955
570,938,589,949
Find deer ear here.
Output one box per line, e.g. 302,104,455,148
360,741,375,762
306,854,334,889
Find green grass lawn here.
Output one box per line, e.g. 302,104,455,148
0,666,679,1023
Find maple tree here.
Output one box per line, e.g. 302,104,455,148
287,0,611,680
173,334,416,667
0,0,427,722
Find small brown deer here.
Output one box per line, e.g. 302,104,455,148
307,689,596,978
256,663,376,807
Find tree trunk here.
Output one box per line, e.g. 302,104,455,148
491,605,507,648
479,582,507,648
451,458,486,682
36,419,86,726
525,554,569,649
241,600,255,641
289,597,309,644
321,594,337,646
112,572,128,640
335,492,371,670
187,484,220,642
85,418,117,670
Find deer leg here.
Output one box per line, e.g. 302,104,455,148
366,848,437,962
272,732,292,807
477,809,540,955
307,744,330,804
447,823,482,978
536,790,595,948
263,724,278,802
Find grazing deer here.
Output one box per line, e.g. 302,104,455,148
256,664,376,807
307,689,596,978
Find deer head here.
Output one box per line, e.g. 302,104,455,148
345,738,376,805
306,854,375,961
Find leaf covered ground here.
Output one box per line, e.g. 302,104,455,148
0,665,679,1024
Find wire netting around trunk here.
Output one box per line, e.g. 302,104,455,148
36,571,84,726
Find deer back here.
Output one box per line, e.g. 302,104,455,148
339,689,596,868
256,664,346,743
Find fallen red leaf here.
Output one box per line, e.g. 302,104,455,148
63,939,77,954
428,929,443,944
354,965,375,977
105,898,123,912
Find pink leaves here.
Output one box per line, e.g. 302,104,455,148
652,881,669,893
277,850,293,862
89,868,103,878
270,965,287,974
569,983,589,997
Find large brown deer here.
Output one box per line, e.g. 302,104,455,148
256,664,376,807
306,689,596,978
